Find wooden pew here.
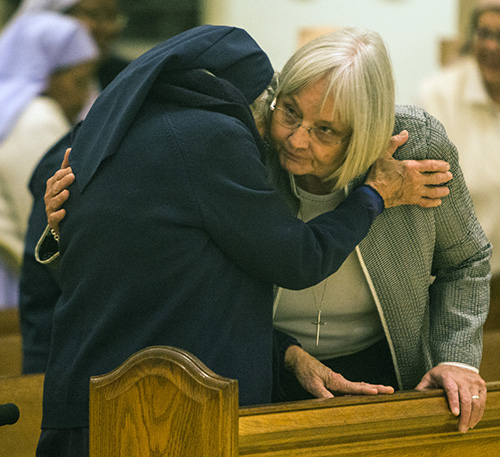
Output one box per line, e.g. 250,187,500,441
0,308,22,376
89,346,239,457
0,310,43,456
89,346,500,457
239,386,500,457
0,373,44,457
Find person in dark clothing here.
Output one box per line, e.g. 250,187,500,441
17,0,129,373
20,126,81,373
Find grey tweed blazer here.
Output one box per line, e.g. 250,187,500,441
266,104,492,390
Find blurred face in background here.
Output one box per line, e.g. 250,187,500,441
66,0,125,56
45,61,96,123
473,10,500,90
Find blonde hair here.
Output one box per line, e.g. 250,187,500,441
255,27,395,190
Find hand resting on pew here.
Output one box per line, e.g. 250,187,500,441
284,344,394,398
415,363,487,433
285,344,486,434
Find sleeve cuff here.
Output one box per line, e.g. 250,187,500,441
438,362,480,374
35,225,61,264
356,184,385,215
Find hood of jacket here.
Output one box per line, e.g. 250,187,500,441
70,25,274,191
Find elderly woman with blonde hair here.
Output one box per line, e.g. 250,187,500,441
252,28,490,434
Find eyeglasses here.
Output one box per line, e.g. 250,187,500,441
270,99,351,146
475,27,500,44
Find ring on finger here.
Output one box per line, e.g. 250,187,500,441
472,395,480,400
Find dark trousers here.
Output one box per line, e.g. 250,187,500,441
279,338,399,402
36,427,89,457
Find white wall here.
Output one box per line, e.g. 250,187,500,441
201,0,458,105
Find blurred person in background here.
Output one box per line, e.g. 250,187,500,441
0,11,98,308
15,0,129,370
419,0,500,328
13,0,128,94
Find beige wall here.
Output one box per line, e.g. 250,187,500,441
200,0,459,104
459,0,478,41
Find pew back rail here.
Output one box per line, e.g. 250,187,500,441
239,386,500,456
89,345,500,457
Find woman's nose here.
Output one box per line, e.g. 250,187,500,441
288,124,312,149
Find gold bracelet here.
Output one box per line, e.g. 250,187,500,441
50,228,60,242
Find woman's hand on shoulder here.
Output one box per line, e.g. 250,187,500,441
45,148,74,235
365,130,453,208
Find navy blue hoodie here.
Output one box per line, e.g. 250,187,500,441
40,25,382,428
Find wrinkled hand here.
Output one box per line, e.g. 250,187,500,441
44,148,75,235
284,345,394,398
365,130,453,208
415,364,487,433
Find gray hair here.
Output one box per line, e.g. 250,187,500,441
254,27,395,190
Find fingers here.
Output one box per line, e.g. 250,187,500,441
307,380,335,399
399,159,451,176
48,188,71,212
410,186,451,208
453,384,487,433
344,382,394,396
415,372,478,432
417,365,487,433
61,148,71,169
46,168,74,198
412,198,444,208
325,371,394,396
53,168,75,194
405,161,453,187
469,389,487,429
444,384,461,418
365,147,453,208
48,209,67,232
400,161,453,200
46,190,70,232
446,387,484,433
419,171,453,187
411,158,450,174
44,165,75,231
285,346,394,400
385,130,409,157
284,345,336,399
45,172,74,212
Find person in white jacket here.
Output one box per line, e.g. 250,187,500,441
419,0,500,295
0,11,98,307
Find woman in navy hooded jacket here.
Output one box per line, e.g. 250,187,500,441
34,25,452,455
